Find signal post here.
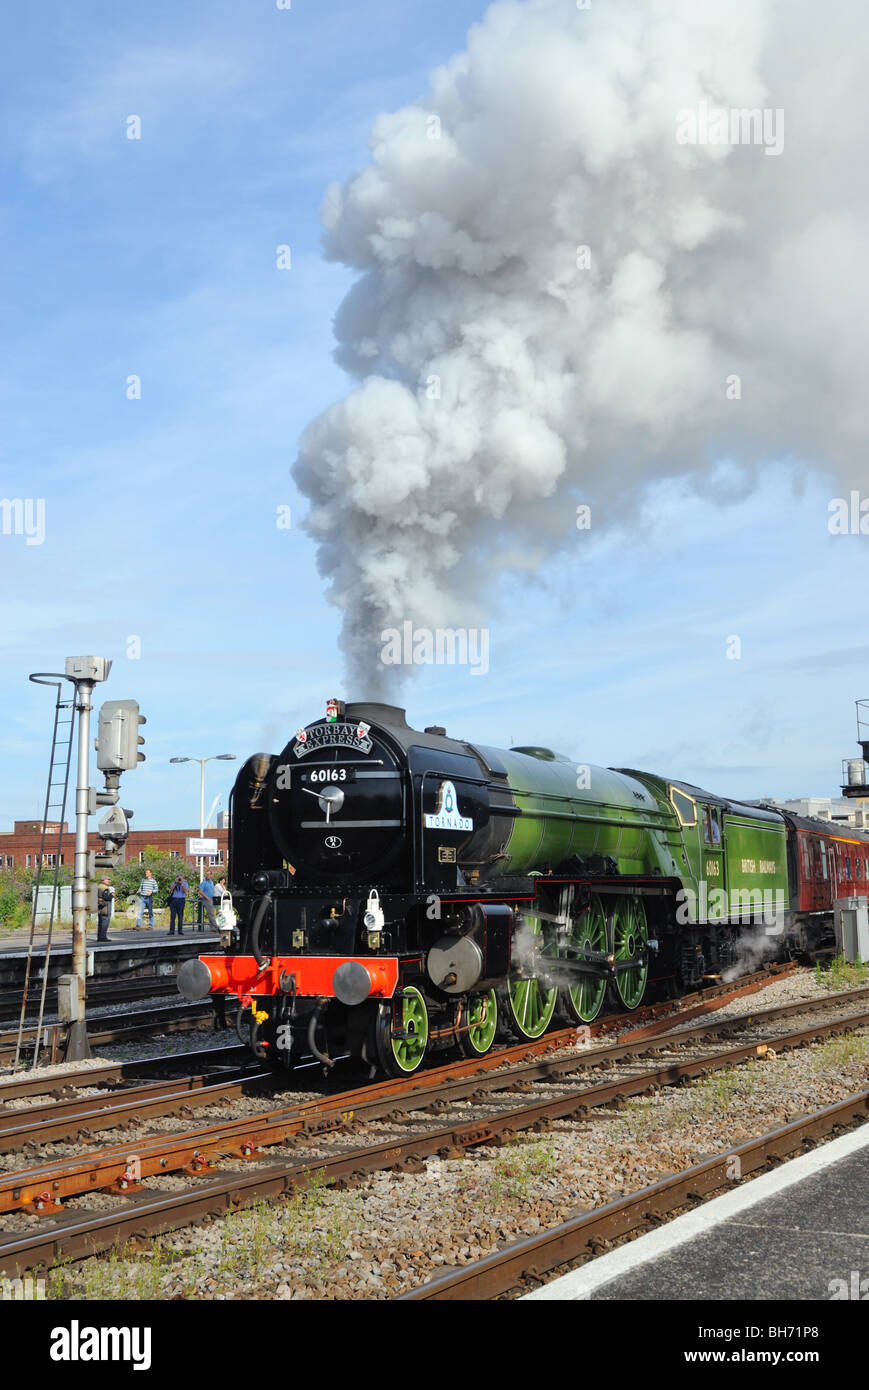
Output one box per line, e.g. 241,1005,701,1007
62,657,145,1061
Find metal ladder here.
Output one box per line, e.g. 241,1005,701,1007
13,675,77,1067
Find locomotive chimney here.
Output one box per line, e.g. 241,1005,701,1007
345,702,410,728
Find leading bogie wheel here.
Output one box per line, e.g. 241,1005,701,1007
375,984,430,1076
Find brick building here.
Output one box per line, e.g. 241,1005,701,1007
0,821,229,871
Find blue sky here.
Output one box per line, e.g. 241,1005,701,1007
1,0,866,833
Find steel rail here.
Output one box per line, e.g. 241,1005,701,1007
0,1067,273,1150
0,1046,246,1104
0,1000,237,1065
2,1015,867,1278
0,978,179,1024
397,1092,869,1300
0,962,790,1106
0,974,856,1168
0,1001,867,1261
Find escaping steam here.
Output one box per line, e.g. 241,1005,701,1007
293,0,869,690
721,924,781,982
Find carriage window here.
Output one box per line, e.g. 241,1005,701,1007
801,838,811,877
819,841,828,880
845,854,852,879
670,788,697,827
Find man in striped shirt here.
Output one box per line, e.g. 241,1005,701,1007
136,868,158,929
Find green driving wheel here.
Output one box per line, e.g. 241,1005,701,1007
613,897,649,1010
560,894,608,1024
502,915,558,1039
376,985,429,1075
460,989,498,1057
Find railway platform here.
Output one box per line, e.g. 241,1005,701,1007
524,1121,869,1301
0,926,218,986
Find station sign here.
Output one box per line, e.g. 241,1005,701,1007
186,837,219,856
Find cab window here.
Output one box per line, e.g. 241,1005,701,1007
702,808,721,845
670,788,697,828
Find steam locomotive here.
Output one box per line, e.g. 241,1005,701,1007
177,700,869,1075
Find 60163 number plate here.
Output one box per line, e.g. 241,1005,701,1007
299,767,357,784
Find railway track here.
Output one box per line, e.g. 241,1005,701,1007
0,974,865,1278
0,961,792,1090
398,1090,869,1300
0,1065,275,1150
0,976,178,1027
0,964,807,1125
0,1045,247,1102
0,999,237,1067
5,979,862,1152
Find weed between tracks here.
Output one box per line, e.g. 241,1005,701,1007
454,1139,559,1207
602,1066,758,1151
47,1168,361,1300
813,1031,869,1069
816,954,869,991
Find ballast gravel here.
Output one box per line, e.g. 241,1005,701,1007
38,965,869,1301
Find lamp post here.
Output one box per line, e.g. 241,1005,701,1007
169,754,235,920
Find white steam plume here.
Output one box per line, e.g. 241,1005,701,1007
293,0,869,691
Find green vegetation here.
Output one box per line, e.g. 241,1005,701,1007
488,1139,559,1205
0,864,73,934
0,844,232,935
813,1031,869,1070
815,954,869,991
47,1244,181,1301
609,1095,666,1144
691,1067,750,1115
111,848,206,909
47,1169,357,1300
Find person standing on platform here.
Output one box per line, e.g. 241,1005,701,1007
97,877,113,943
198,870,218,931
211,872,230,1027
136,868,158,929
168,873,188,935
